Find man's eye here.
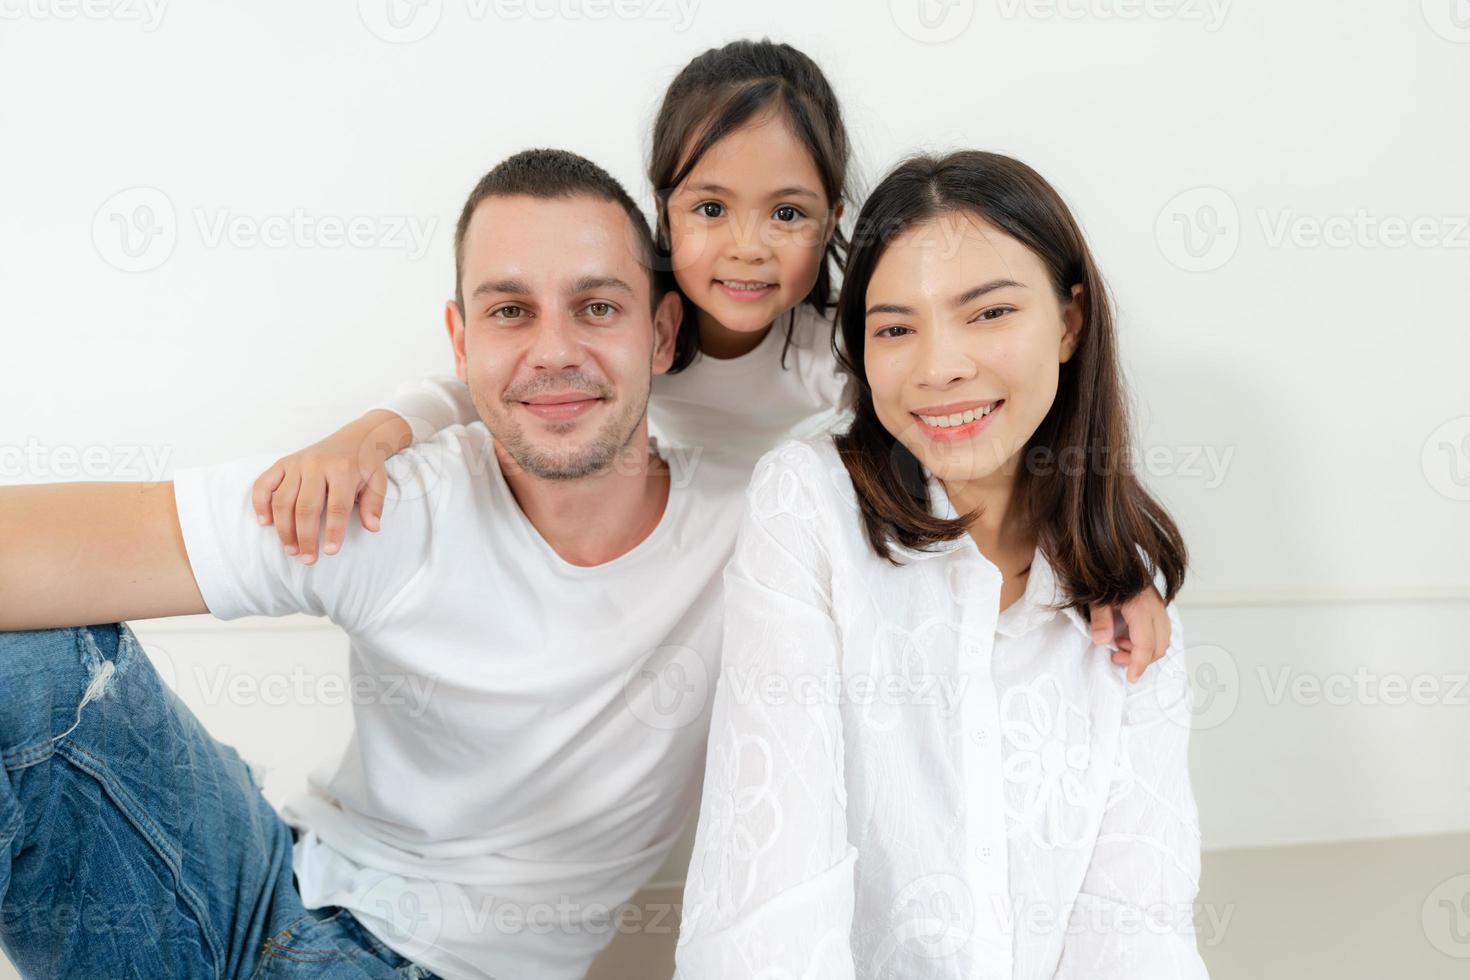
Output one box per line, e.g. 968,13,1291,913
492,305,525,320
585,302,615,318
773,205,804,222
698,202,725,219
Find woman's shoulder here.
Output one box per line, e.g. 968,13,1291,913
744,435,859,530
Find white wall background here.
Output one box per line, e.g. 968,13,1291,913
2,0,1467,891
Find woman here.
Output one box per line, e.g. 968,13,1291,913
674,150,1208,979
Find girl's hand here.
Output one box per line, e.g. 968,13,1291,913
251,410,412,564
1089,585,1172,684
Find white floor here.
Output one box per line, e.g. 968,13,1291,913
5,832,1468,979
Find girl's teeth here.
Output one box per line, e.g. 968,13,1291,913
721,280,772,291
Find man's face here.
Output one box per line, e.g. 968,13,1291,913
447,194,680,480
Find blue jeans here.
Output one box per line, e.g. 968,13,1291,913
0,623,436,979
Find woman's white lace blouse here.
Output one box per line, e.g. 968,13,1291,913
674,437,1210,980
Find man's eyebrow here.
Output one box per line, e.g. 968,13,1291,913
682,182,821,201
865,280,1028,318
470,278,531,300
571,275,634,295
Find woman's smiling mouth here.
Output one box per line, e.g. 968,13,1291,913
911,399,1004,441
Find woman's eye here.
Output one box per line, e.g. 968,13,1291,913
975,306,1014,322
875,325,912,338
698,202,725,219
773,205,803,222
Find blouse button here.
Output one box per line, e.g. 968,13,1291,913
971,728,990,745
975,845,993,863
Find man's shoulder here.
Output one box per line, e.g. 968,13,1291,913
379,421,498,517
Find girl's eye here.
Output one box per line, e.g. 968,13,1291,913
875,325,912,338
698,202,725,219
584,302,615,318
773,205,803,222
492,305,525,320
974,306,1015,322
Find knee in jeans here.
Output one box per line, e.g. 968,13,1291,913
0,625,124,751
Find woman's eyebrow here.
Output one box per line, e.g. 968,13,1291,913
951,278,1027,307
865,279,1029,318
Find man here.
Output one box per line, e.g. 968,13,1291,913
0,149,748,979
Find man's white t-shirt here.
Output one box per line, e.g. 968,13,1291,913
171,423,749,980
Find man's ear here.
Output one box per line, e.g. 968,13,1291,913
1059,283,1084,364
445,299,469,383
650,290,683,376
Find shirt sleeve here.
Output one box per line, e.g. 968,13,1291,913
1053,600,1211,979
674,442,859,980
171,448,436,632
371,372,478,444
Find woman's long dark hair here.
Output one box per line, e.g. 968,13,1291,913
833,151,1187,610
648,38,850,373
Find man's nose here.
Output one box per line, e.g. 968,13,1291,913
525,309,581,371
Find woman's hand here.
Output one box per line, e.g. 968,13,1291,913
1089,585,1172,684
251,410,413,564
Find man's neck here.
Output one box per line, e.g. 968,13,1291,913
493,434,671,567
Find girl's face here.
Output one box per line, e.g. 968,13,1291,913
863,211,1083,489
664,112,839,335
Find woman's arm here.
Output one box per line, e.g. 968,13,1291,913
250,373,475,563
1053,602,1211,979
674,445,859,979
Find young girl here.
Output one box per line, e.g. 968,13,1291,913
251,39,1170,671
673,151,1207,979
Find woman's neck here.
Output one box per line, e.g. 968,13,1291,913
944,471,1035,581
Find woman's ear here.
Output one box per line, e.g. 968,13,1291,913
1059,283,1084,363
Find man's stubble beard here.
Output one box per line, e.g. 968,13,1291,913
469,372,651,481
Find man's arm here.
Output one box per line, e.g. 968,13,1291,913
0,481,207,631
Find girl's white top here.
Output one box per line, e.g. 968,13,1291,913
378,304,853,465
673,437,1210,980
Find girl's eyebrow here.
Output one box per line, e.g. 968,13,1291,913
682,182,821,201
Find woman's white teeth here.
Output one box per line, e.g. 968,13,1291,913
918,403,998,427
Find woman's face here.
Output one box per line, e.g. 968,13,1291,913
863,211,1083,488
664,112,837,334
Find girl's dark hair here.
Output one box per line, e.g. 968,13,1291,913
833,150,1187,611
648,38,850,373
